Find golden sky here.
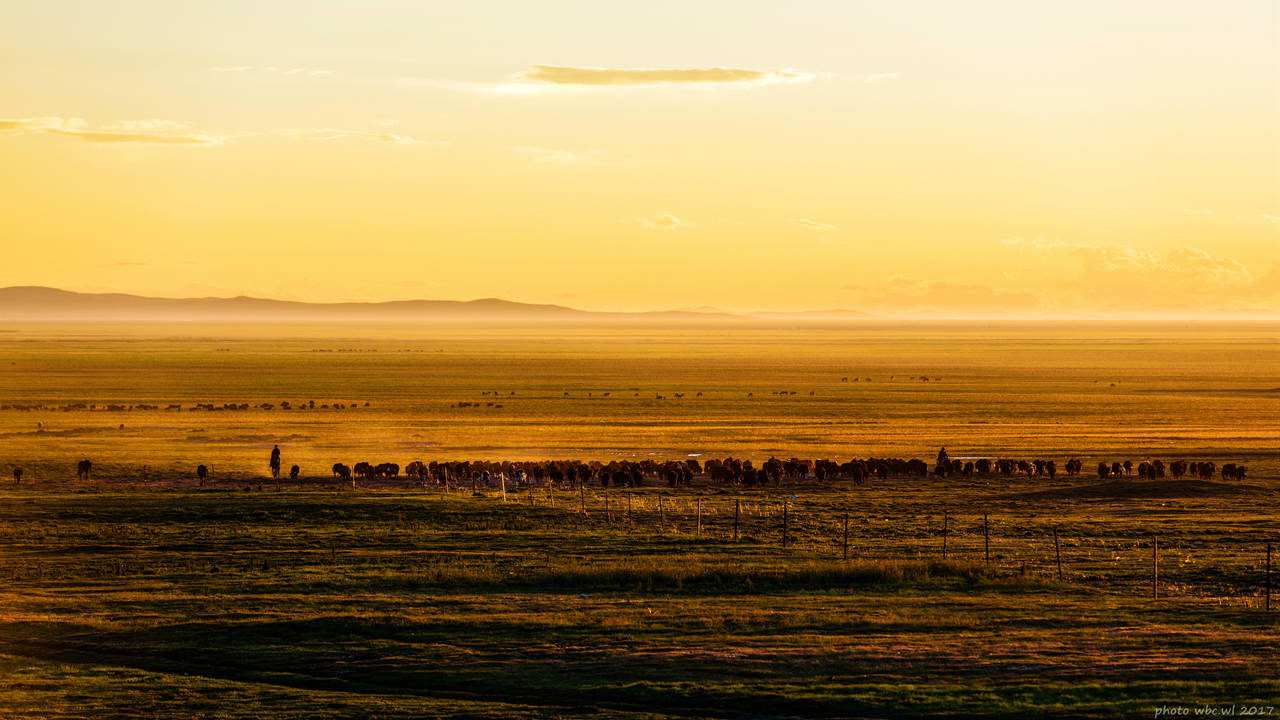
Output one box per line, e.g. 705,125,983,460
1,1,1277,314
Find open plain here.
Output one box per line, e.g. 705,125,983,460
1,322,1278,718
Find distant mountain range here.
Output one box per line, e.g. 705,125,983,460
0,286,815,324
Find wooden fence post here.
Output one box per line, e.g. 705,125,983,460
579,486,586,516
782,498,789,549
942,511,949,560
659,494,666,530
1054,527,1063,580
842,512,849,561
697,498,703,537
626,493,632,525
733,499,740,541
605,490,612,522
1267,543,1272,612
983,514,990,569
500,474,507,503
1152,537,1159,600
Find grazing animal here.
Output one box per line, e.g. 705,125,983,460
289,464,300,481
269,445,281,479
196,464,208,485
12,467,21,484
332,463,351,479
1097,462,1110,479
76,459,92,481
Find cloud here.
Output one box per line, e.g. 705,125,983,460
862,72,901,84
514,65,813,87
207,65,335,76
1,116,439,147
845,278,1040,312
1001,236,1277,307
0,116,224,145
637,214,692,230
275,128,437,145
511,146,603,165
1261,214,1280,226
796,218,838,231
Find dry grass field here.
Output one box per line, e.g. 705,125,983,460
0,321,1277,718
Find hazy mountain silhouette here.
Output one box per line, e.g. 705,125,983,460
0,286,754,324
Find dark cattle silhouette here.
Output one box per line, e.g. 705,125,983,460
289,465,300,480
12,467,21,484
332,463,351,479
76,459,92,480
196,464,208,485
269,445,281,479
1222,464,1247,481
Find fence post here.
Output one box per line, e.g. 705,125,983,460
942,510,949,560
1054,527,1063,580
983,514,990,569
579,486,586,516
734,499,740,541
842,512,849,561
782,498,789,549
547,487,553,507
659,494,666,530
605,489,611,522
500,474,507,503
1152,537,1159,600
696,498,703,537
1267,543,1272,612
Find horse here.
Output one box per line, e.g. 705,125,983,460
77,459,92,481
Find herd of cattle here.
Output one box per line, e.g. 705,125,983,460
8,453,1249,487
316,453,1247,489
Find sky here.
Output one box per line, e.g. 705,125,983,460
1,0,1277,314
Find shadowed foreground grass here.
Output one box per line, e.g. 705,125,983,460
1,488,1278,719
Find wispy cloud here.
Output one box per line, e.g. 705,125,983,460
845,277,1040,312
1001,236,1277,307
637,214,693,230
515,65,813,87
796,218,838,231
511,146,603,165
1,116,439,147
1261,213,1280,226
275,128,437,145
0,117,224,145
862,72,901,84
207,65,335,76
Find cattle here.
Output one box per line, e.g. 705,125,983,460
1098,462,1110,479
12,467,21,484
289,465,300,481
197,464,208,485
1222,464,1247,481
332,463,351,479
77,459,92,481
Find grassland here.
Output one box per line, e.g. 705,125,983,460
0,322,1277,718
2,481,1279,719
0,322,1276,479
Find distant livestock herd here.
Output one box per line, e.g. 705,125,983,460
9,452,1249,487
